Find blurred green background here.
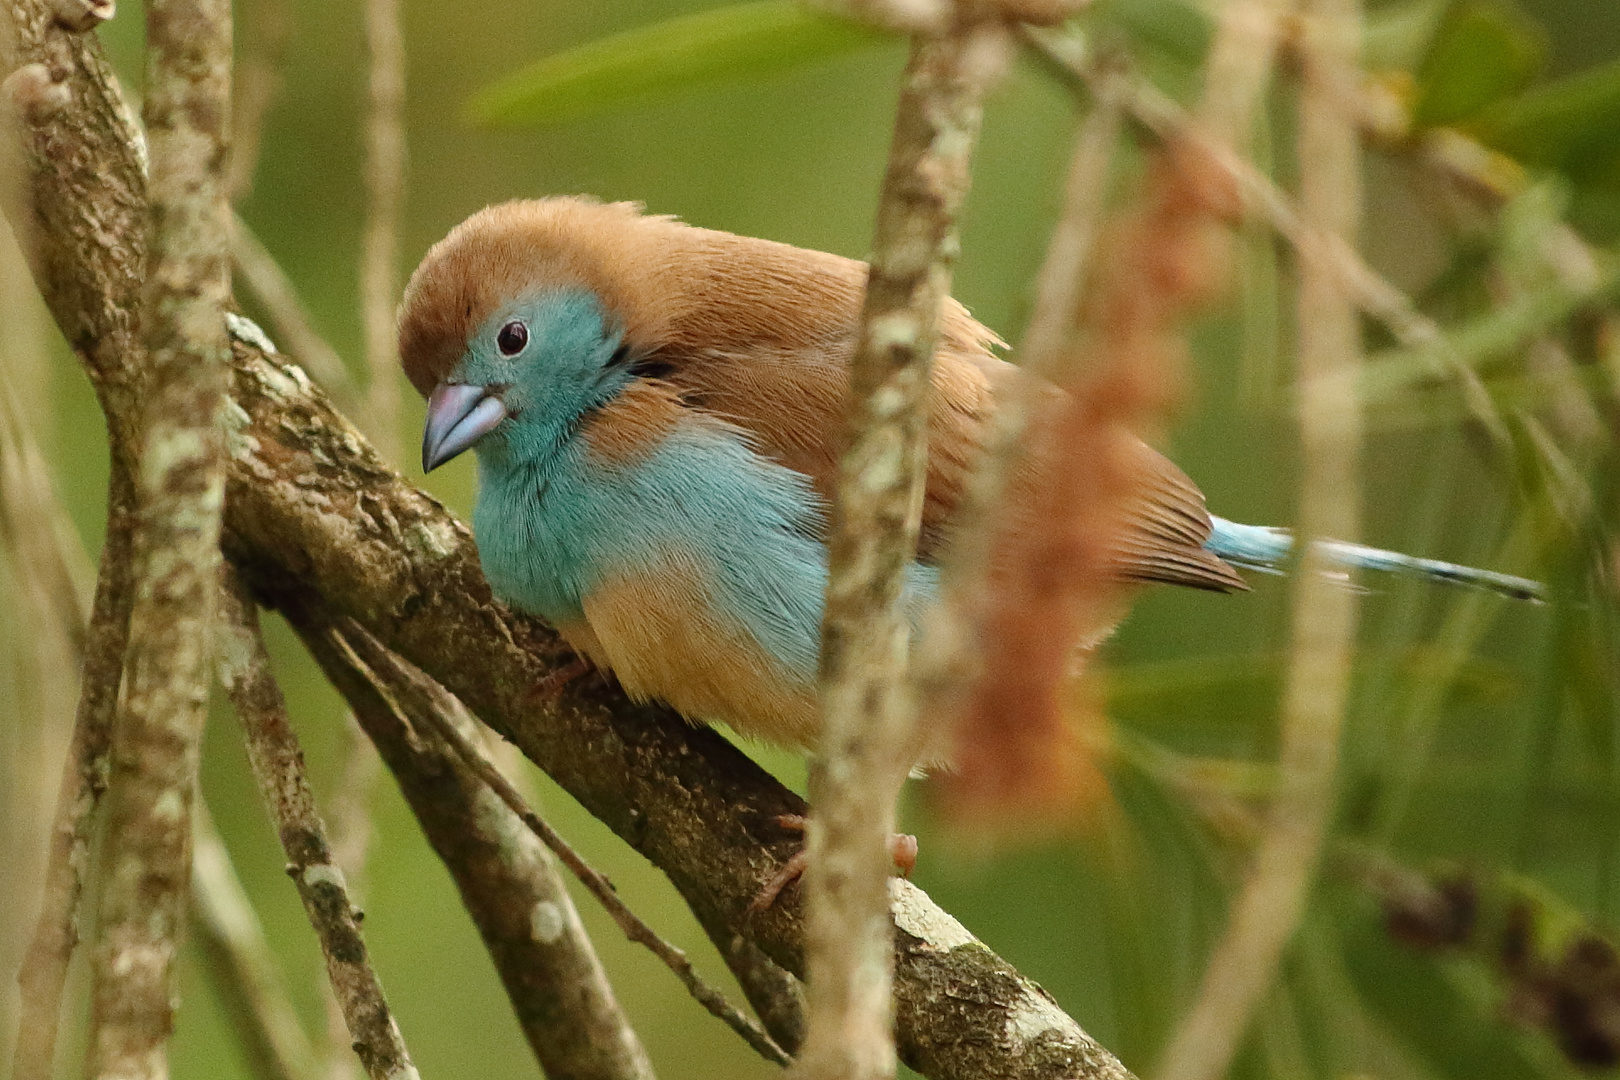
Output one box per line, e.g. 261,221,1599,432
6,1,1620,1079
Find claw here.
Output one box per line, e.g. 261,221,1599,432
525,654,595,710
747,813,918,914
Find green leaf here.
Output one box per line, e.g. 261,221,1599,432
1413,0,1546,128
1475,57,1620,187
467,1,888,128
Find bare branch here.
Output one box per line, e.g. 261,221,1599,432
292,616,660,1080
317,716,379,1080
246,313,1129,1080
216,569,420,1080
8,454,134,1080
802,19,1009,1080
330,619,786,1068
699,928,806,1056
84,0,232,1073
1024,28,1514,447
359,0,403,464
324,720,380,904
1,262,315,1080
1155,2,1365,1077
192,802,324,1080
225,0,287,201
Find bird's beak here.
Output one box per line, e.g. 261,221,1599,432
422,382,508,472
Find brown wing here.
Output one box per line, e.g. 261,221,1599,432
1106,439,1249,591
643,231,1242,591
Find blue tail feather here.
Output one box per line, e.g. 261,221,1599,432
1204,517,1545,603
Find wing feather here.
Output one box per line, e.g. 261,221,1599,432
646,228,1245,592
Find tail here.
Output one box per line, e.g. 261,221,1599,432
1205,517,1546,603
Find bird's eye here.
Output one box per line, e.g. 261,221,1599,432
496,320,528,357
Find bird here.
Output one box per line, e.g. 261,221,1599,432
400,196,1543,762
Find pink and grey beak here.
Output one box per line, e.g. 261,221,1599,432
422,383,508,472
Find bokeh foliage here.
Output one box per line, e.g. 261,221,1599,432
5,1,1620,1079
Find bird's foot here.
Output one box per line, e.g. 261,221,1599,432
525,653,595,710
747,813,919,915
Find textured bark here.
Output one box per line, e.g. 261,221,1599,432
800,24,1005,1080
3,7,1135,1077
3,1,146,431
295,616,658,1080
217,570,420,1080
83,0,233,1075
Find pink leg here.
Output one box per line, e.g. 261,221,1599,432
748,814,918,914
525,653,595,709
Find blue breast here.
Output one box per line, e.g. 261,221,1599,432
474,412,936,681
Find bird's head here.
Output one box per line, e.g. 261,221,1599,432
399,197,682,473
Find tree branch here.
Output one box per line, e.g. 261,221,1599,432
1,250,321,1080
191,801,323,1080
223,260,1130,1080
0,74,148,1072
292,614,660,1080
216,568,420,1080
7,413,134,1080
333,617,785,1068
84,0,232,1073
358,0,403,464
802,18,1007,1080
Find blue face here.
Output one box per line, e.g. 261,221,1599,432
421,288,633,474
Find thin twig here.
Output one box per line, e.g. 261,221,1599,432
325,721,380,904
1155,1,1364,1077
1024,27,1513,448
326,616,788,1068
698,927,807,1056
0,350,93,656
359,0,404,464
318,715,379,1080
192,801,324,1080
7,445,134,1080
293,618,660,1080
1194,0,1294,148
803,18,1009,1080
84,0,233,1073
231,211,358,407
216,569,421,1080
226,0,288,201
